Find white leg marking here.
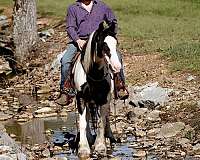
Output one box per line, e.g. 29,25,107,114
94,112,107,156
79,107,90,158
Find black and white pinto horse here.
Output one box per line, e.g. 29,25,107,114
73,22,121,158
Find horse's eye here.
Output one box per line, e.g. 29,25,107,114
103,43,111,57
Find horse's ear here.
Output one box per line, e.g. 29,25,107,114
108,21,116,34
97,22,105,32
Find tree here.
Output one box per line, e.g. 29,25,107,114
13,0,38,64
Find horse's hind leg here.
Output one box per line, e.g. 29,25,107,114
78,106,90,158
94,104,108,156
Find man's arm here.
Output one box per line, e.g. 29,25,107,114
66,6,79,42
66,6,86,50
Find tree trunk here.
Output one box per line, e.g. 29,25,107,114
13,0,38,64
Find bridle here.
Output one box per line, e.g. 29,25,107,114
81,37,117,82
84,54,113,82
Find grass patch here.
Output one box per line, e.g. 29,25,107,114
0,0,13,6
164,42,200,72
0,0,200,72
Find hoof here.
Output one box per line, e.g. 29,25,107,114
94,143,107,156
78,147,90,159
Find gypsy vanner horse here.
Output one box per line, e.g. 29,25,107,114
73,22,121,158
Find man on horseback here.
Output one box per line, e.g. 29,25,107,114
56,0,129,105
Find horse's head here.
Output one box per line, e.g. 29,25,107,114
94,22,122,73
83,22,122,73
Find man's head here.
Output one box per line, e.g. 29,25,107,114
80,0,92,5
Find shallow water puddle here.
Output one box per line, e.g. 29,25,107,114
4,113,77,145
3,113,157,159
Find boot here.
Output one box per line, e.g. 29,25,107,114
55,80,76,106
55,91,74,106
114,73,129,100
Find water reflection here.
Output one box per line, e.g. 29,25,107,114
4,113,158,159
5,113,77,145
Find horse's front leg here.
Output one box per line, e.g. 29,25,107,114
94,104,108,156
79,106,90,158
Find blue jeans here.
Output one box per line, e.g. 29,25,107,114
60,43,125,90
60,43,78,90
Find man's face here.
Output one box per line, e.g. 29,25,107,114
81,0,92,4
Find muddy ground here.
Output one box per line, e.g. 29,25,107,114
0,17,200,160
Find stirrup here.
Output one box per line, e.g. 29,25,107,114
118,87,129,100
113,73,129,100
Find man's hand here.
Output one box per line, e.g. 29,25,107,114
76,39,86,50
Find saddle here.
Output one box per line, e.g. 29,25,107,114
63,51,129,101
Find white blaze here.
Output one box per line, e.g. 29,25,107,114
104,36,121,73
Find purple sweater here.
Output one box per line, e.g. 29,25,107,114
66,0,117,42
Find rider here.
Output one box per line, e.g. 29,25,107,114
56,0,129,105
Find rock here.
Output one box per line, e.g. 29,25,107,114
132,82,173,106
185,156,200,160
146,110,161,121
9,134,16,138
146,155,159,160
34,113,57,118
133,107,148,118
143,141,155,148
126,127,135,132
135,129,146,137
59,111,68,117
0,145,11,154
180,151,186,157
157,122,185,138
187,75,195,81
17,118,29,122
53,146,63,152
39,28,55,39
49,101,57,107
178,138,190,147
0,15,9,29
55,157,68,160
0,155,13,160
126,111,136,121
18,94,37,107
32,144,40,151
0,59,11,71
148,128,160,136
50,50,66,73
42,148,50,157
193,143,200,151
133,150,146,157
37,85,51,94
167,152,176,158
34,107,52,114
0,15,8,21
0,113,12,121
38,29,55,42
197,101,200,107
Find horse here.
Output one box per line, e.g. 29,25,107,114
73,22,122,158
